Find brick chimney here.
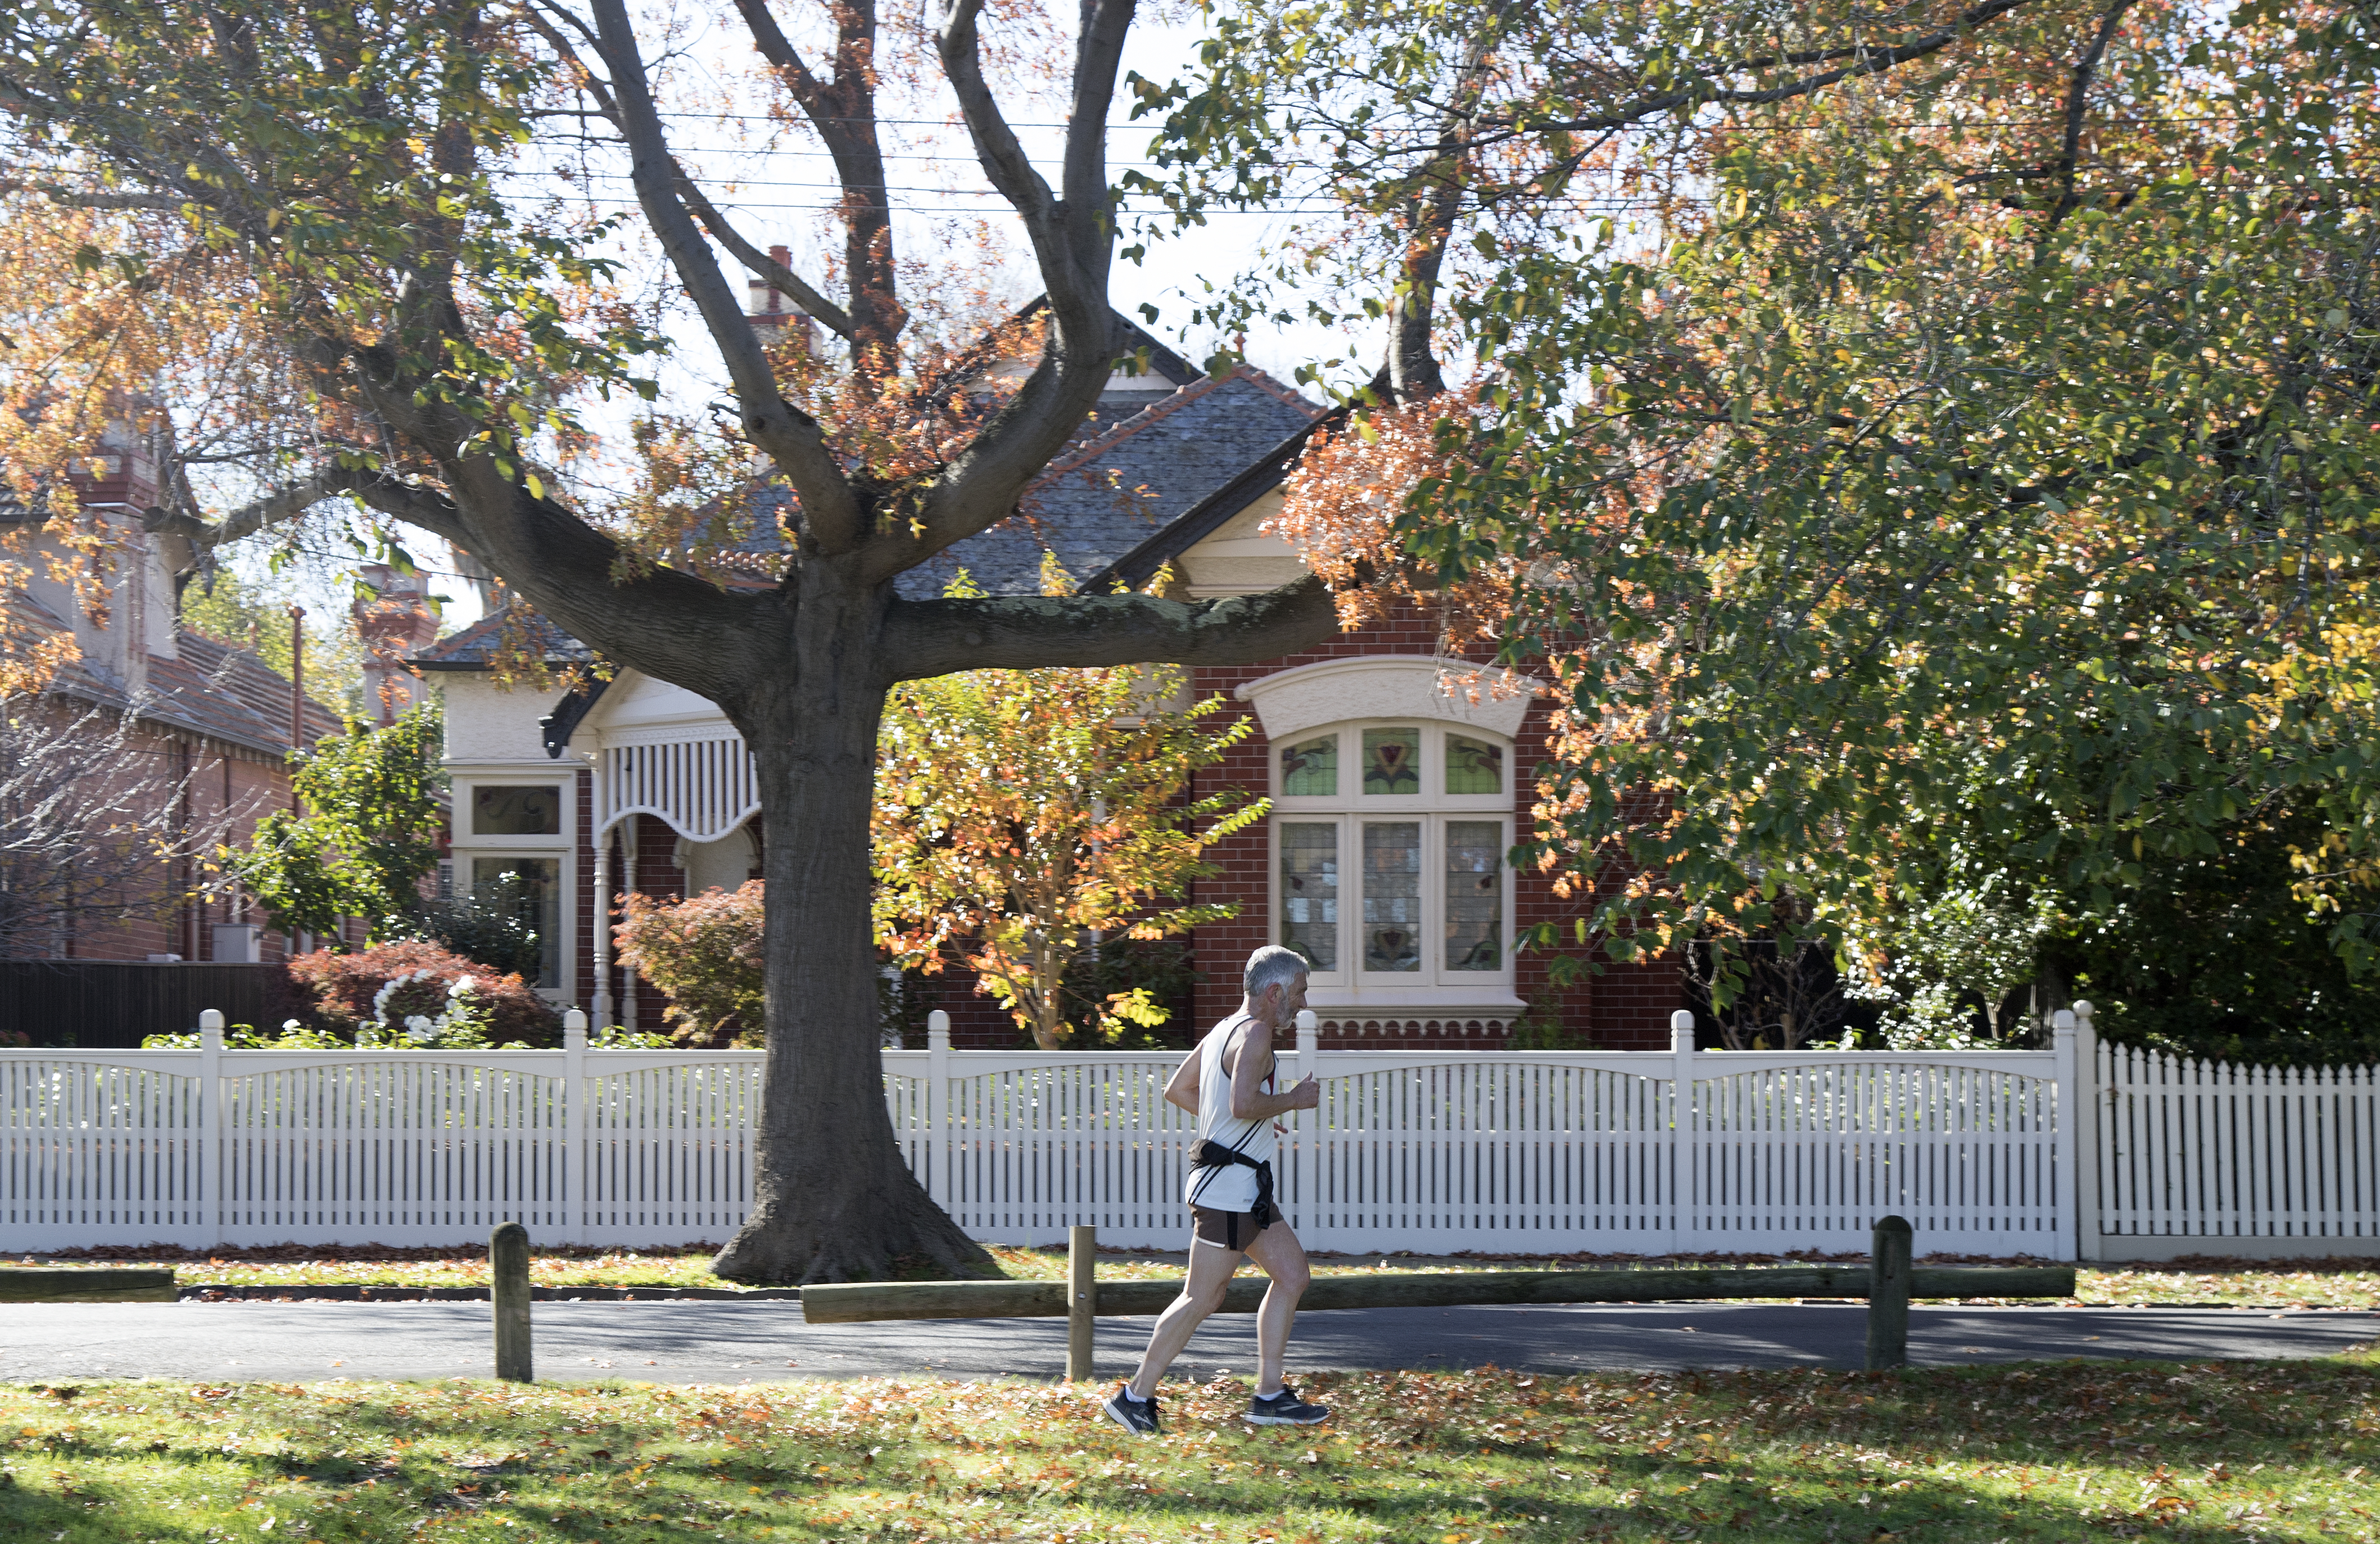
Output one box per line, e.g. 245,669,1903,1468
745,244,816,356
352,563,440,724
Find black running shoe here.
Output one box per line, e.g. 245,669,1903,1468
1245,1385,1329,1425
1102,1383,1160,1436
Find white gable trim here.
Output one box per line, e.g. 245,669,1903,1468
1232,656,1541,743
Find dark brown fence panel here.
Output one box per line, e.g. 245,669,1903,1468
0,962,298,1048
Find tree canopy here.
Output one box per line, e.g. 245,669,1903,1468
1153,0,2380,1027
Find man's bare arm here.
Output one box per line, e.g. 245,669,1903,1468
1228,1019,1319,1121
1163,1045,1202,1114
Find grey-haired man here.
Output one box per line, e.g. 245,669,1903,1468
1103,945,1328,1434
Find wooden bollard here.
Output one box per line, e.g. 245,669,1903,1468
1866,1214,1912,1371
1065,1225,1096,1382
491,1221,533,1383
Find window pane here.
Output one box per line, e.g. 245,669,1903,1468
473,785,562,836
1280,735,1338,796
1445,735,1504,796
1361,728,1420,796
1278,823,1338,972
1445,820,1503,972
473,856,562,988
1361,821,1422,971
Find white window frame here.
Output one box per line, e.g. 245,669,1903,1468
1268,719,1518,1009
445,774,576,1000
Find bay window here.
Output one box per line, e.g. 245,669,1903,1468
1272,720,1513,1000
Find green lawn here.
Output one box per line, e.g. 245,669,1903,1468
4,1355,2375,1541
29,1244,2380,1308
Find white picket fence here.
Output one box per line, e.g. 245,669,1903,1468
1,1008,2371,1258
2088,1038,2380,1250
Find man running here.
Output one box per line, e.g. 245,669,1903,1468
1103,945,1328,1435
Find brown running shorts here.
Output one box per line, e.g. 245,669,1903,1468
1192,1206,1263,1251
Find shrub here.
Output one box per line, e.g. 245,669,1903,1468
287,940,560,1046
390,870,546,982
613,883,765,1048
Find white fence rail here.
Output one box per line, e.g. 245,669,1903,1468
1,1012,2097,1258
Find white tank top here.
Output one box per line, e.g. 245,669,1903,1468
1183,1012,1276,1213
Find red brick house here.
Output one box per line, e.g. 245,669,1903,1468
1,438,342,964
413,323,1684,1048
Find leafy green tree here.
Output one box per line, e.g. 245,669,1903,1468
233,703,445,941
1153,0,2380,1015
874,658,1264,1049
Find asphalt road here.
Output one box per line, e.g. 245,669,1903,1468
0,1301,2370,1385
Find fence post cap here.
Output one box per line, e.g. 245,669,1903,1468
1669,1010,1695,1033
2073,1000,2094,1024
2051,1008,2076,1032
562,1008,588,1049
198,1009,224,1049
927,1009,951,1051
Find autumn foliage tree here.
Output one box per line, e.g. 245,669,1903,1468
874,654,1264,1049
0,0,1342,1281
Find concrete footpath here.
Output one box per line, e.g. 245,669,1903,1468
0,1301,2370,1385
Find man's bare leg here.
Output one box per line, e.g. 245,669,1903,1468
1124,1235,1245,1401
1239,1222,1311,1398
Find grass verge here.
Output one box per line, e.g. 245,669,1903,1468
21,1244,2380,1309
3,1355,2375,1541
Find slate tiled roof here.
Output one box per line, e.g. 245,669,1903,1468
412,604,600,670
410,356,1322,667
894,365,1322,599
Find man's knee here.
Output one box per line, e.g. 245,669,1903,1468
1177,1277,1230,1316
1267,1257,1311,1298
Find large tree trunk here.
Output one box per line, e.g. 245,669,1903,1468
709,565,996,1284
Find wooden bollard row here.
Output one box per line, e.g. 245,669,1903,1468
802,1216,2074,1376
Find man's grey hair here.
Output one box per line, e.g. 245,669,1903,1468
1243,945,1310,1000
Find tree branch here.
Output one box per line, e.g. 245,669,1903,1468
1463,0,2042,151
884,571,1340,680
584,0,863,553
867,0,1141,585
670,169,857,341
2038,0,2133,254
141,464,378,553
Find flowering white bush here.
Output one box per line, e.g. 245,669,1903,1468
356,971,497,1049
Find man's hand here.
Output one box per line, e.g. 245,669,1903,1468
1286,1073,1319,1110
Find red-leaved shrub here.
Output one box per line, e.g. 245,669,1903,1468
287,940,561,1046
613,882,765,1048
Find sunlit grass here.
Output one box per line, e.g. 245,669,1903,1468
4,1355,2375,1541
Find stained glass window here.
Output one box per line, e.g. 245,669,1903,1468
1444,821,1503,971
1361,728,1420,796
1361,821,1422,971
1280,735,1337,796
1445,735,1503,795
1278,823,1338,971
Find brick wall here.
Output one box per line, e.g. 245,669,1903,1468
56,730,309,965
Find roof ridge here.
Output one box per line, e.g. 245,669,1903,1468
1034,367,1245,482
1233,365,1327,417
